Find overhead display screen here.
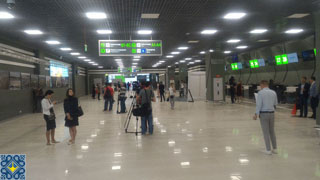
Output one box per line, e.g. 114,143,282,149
50,64,69,77
237,62,243,69
99,40,162,56
287,53,299,63
275,54,289,65
249,59,259,68
258,58,265,66
231,63,238,70
118,67,142,73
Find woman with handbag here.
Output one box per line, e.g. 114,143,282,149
64,88,81,145
41,90,59,145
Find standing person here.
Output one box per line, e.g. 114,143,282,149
159,82,165,102
169,83,176,110
297,77,310,117
104,83,114,111
309,77,319,119
96,83,101,100
41,90,59,145
236,81,243,103
137,82,156,135
91,84,96,99
180,81,185,97
119,83,127,113
253,80,278,155
229,77,236,104
64,88,80,145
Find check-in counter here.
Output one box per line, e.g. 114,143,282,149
284,86,298,104
243,85,250,99
249,84,258,99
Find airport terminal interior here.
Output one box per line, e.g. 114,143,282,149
0,0,320,179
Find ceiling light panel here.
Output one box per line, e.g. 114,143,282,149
201,30,217,34
141,13,160,19
227,39,241,43
171,52,180,55
138,30,152,35
178,47,188,50
45,41,60,45
224,12,246,19
78,56,86,59
166,55,174,58
188,40,199,43
0,12,14,19
236,46,248,49
86,12,107,19
97,30,112,34
224,51,231,54
250,29,268,34
24,30,43,35
285,29,304,34
70,52,80,55
287,13,310,19
60,47,72,51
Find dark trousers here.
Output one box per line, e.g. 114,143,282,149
311,97,319,119
104,97,113,111
160,92,165,102
230,91,235,103
120,97,126,113
98,93,101,100
299,95,308,117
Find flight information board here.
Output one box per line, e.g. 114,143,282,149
99,40,162,56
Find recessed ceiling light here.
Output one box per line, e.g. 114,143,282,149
78,56,86,59
224,51,231,54
159,61,165,63
138,30,152,35
227,39,241,43
133,59,140,61
97,30,112,34
200,51,206,54
185,58,192,60
195,60,201,62
132,63,138,65
98,66,103,68
209,49,214,52
84,59,91,62
189,62,194,64
70,52,80,55
93,64,98,66
115,59,122,61
178,47,188,50
179,60,186,63
141,13,160,19
236,46,248,49
60,47,72,51
175,62,179,64
88,62,94,64
45,40,60,45
287,13,310,19
250,29,268,34
166,55,174,58
257,39,269,42
188,40,199,43
224,12,246,19
86,12,107,19
0,12,14,19
285,29,304,34
24,30,43,35
171,52,180,55
201,30,217,34
168,66,171,68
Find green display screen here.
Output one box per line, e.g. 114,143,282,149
249,59,259,68
231,63,238,70
275,54,288,65
315,48,317,56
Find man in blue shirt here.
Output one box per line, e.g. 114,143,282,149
253,80,278,155
309,76,319,119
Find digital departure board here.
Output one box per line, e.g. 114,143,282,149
275,54,288,65
118,67,142,73
99,40,162,56
249,59,259,68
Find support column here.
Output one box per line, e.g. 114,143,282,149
178,63,188,84
205,53,213,101
314,12,320,125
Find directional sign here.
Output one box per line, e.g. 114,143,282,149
99,40,162,56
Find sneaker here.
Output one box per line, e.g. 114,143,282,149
272,149,278,154
261,150,272,155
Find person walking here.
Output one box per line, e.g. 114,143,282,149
180,81,185,97
236,81,243,103
309,76,319,119
137,82,156,135
169,83,176,109
96,83,101,100
297,77,310,118
104,83,114,111
229,77,236,104
253,80,278,155
159,82,165,102
64,88,80,145
91,84,96,99
41,90,59,145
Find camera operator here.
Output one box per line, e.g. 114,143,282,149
136,81,156,135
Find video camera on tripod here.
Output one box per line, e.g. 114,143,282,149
124,96,141,135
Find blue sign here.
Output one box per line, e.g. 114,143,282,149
141,48,146,54
237,63,243,69
287,53,299,63
0,154,26,180
258,58,265,66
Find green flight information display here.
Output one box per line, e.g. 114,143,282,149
249,59,259,68
99,40,162,56
118,67,142,73
275,54,288,65
231,63,238,70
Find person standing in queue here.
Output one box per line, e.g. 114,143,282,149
64,88,80,145
41,90,59,145
309,76,319,119
119,83,127,113
104,83,114,111
297,77,310,118
236,81,243,103
229,76,236,104
96,83,101,100
91,84,96,99
253,80,278,155
169,83,176,110
159,82,165,102
137,82,156,135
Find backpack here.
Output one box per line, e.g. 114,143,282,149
104,87,112,99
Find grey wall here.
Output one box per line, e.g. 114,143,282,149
75,75,87,97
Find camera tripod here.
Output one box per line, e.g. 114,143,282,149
124,97,141,136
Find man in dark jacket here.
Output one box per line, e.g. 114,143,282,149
159,82,165,102
297,76,310,117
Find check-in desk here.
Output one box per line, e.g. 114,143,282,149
249,84,258,99
284,86,298,104
243,85,250,99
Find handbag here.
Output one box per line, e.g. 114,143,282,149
48,108,56,121
77,99,84,117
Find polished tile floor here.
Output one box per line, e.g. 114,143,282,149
0,95,320,180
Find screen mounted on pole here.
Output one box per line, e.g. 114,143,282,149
99,40,162,56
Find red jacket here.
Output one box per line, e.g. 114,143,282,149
104,86,114,97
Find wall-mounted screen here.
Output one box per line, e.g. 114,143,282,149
231,63,238,70
275,54,288,65
302,50,315,61
258,58,265,67
287,53,299,63
50,61,69,77
249,59,259,68
231,54,238,63
237,62,243,69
